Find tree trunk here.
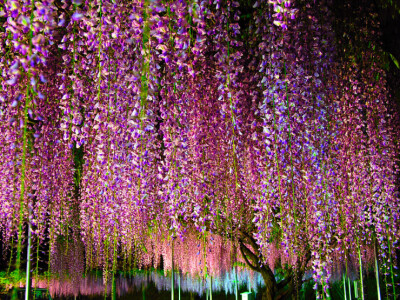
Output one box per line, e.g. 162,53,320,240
237,236,307,300
261,286,275,300
260,269,277,300
238,239,279,300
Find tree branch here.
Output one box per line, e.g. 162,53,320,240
240,230,261,256
239,242,261,272
300,249,312,274
275,282,294,300
238,239,260,266
277,273,293,290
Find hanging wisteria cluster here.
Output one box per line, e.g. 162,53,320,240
0,0,399,299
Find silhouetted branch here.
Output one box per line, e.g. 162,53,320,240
239,241,261,272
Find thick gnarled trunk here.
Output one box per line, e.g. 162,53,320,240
258,274,294,300
260,269,277,300
239,237,309,300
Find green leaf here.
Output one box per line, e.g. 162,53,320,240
389,53,400,69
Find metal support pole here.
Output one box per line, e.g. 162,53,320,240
25,211,32,300
348,277,352,300
374,244,381,300
209,276,212,300
171,239,174,300
235,267,238,300
178,269,181,300
358,246,365,300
